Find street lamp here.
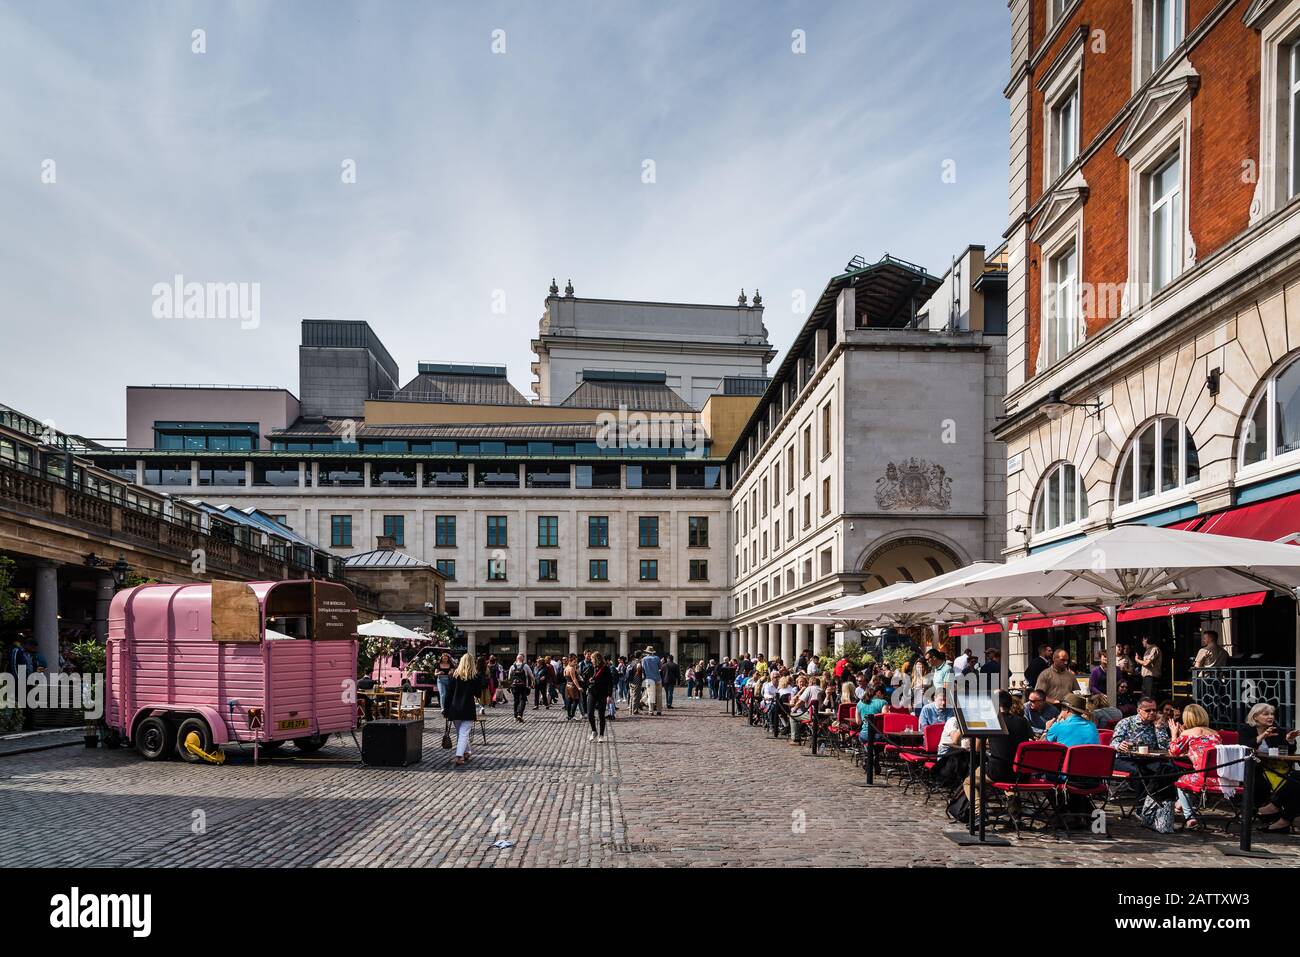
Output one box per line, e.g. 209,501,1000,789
1040,387,1102,421
84,552,132,589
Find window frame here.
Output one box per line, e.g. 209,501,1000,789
1113,414,1201,511
1030,461,1089,537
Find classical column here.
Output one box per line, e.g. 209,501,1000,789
767,623,779,662
568,630,579,655
780,621,794,666
812,622,828,658
517,631,528,658
33,562,59,678
466,630,478,656
720,630,730,660
94,573,115,643
618,629,630,659
669,630,680,671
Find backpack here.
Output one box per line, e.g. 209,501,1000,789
509,665,529,690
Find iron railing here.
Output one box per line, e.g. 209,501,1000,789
1193,666,1296,731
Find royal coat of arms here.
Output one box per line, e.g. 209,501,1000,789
875,458,952,510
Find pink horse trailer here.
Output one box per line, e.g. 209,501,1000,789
105,579,360,762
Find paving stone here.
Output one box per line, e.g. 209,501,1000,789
0,697,1292,867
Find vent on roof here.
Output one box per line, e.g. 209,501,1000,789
417,362,507,378
581,369,667,384
722,376,771,396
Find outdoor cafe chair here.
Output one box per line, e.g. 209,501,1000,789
1174,744,1242,834
988,740,1067,836
827,703,860,758
1058,744,1116,835
899,723,946,795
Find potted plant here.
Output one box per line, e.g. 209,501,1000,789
69,638,105,747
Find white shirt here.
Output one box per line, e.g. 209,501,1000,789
953,654,970,674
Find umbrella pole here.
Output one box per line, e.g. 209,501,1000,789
1104,604,1118,702
997,616,1009,694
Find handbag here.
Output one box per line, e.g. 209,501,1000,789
441,722,454,750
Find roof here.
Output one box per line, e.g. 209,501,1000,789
391,368,529,406
345,549,438,571
728,254,941,467
193,503,322,552
270,420,615,441
560,379,694,412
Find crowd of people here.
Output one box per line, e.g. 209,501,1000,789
433,647,738,764
723,640,1300,838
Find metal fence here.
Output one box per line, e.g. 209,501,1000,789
1192,667,1295,731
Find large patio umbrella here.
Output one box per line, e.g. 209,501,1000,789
897,524,1300,697
358,618,424,640
815,563,1042,692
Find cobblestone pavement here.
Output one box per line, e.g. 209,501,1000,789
1,697,1296,867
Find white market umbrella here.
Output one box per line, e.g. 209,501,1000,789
898,524,1300,695
828,562,1039,625
357,618,424,641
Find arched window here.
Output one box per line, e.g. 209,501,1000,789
1115,415,1199,506
1032,462,1088,534
1241,356,1300,466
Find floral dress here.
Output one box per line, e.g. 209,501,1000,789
1169,731,1222,790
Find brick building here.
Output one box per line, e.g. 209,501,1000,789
1000,0,1300,694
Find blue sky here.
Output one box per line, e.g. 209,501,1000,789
1,0,1008,439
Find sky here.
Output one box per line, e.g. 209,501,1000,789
0,0,1009,440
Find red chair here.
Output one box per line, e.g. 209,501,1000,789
1098,729,1114,746
899,723,946,794
827,703,860,757
1059,744,1116,834
1174,744,1241,832
877,712,921,778
988,741,1067,835
1218,729,1239,746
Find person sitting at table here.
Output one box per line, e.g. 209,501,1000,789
964,691,1034,806
1024,690,1058,736
1110,696,1176,830
1115,677,1141,716
1045,694,1099,746
769,675,794,738
1088,693,1122,729
1243,702,1300,833
1167,703,1221,832
918,687,954,730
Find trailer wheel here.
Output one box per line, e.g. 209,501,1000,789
293,733,330,752
136,716,174,761
175,717,215,763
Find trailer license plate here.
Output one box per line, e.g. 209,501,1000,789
276,718,309,731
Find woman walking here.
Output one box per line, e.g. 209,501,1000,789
587,652,614,742
443,653,486,767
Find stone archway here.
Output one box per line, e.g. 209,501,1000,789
858,535,963,592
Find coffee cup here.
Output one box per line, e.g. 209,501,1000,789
1138,745,1150,754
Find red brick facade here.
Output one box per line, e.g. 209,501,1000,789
1023,0,1259,381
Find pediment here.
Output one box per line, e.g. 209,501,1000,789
1030,169,1089,244
1115,59,1199,157
1244,0,1284,29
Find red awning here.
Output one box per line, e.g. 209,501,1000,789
1117,590,1268,622
1012,611,1105,631
1170,490,1300,543
946,621,1001,636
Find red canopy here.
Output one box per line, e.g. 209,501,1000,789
946,621,1001,637
1169,490,1300,543
1117,590,1268,622
1013,610,1105,631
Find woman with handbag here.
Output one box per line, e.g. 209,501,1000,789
563,654,583,721
443,654,486,767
